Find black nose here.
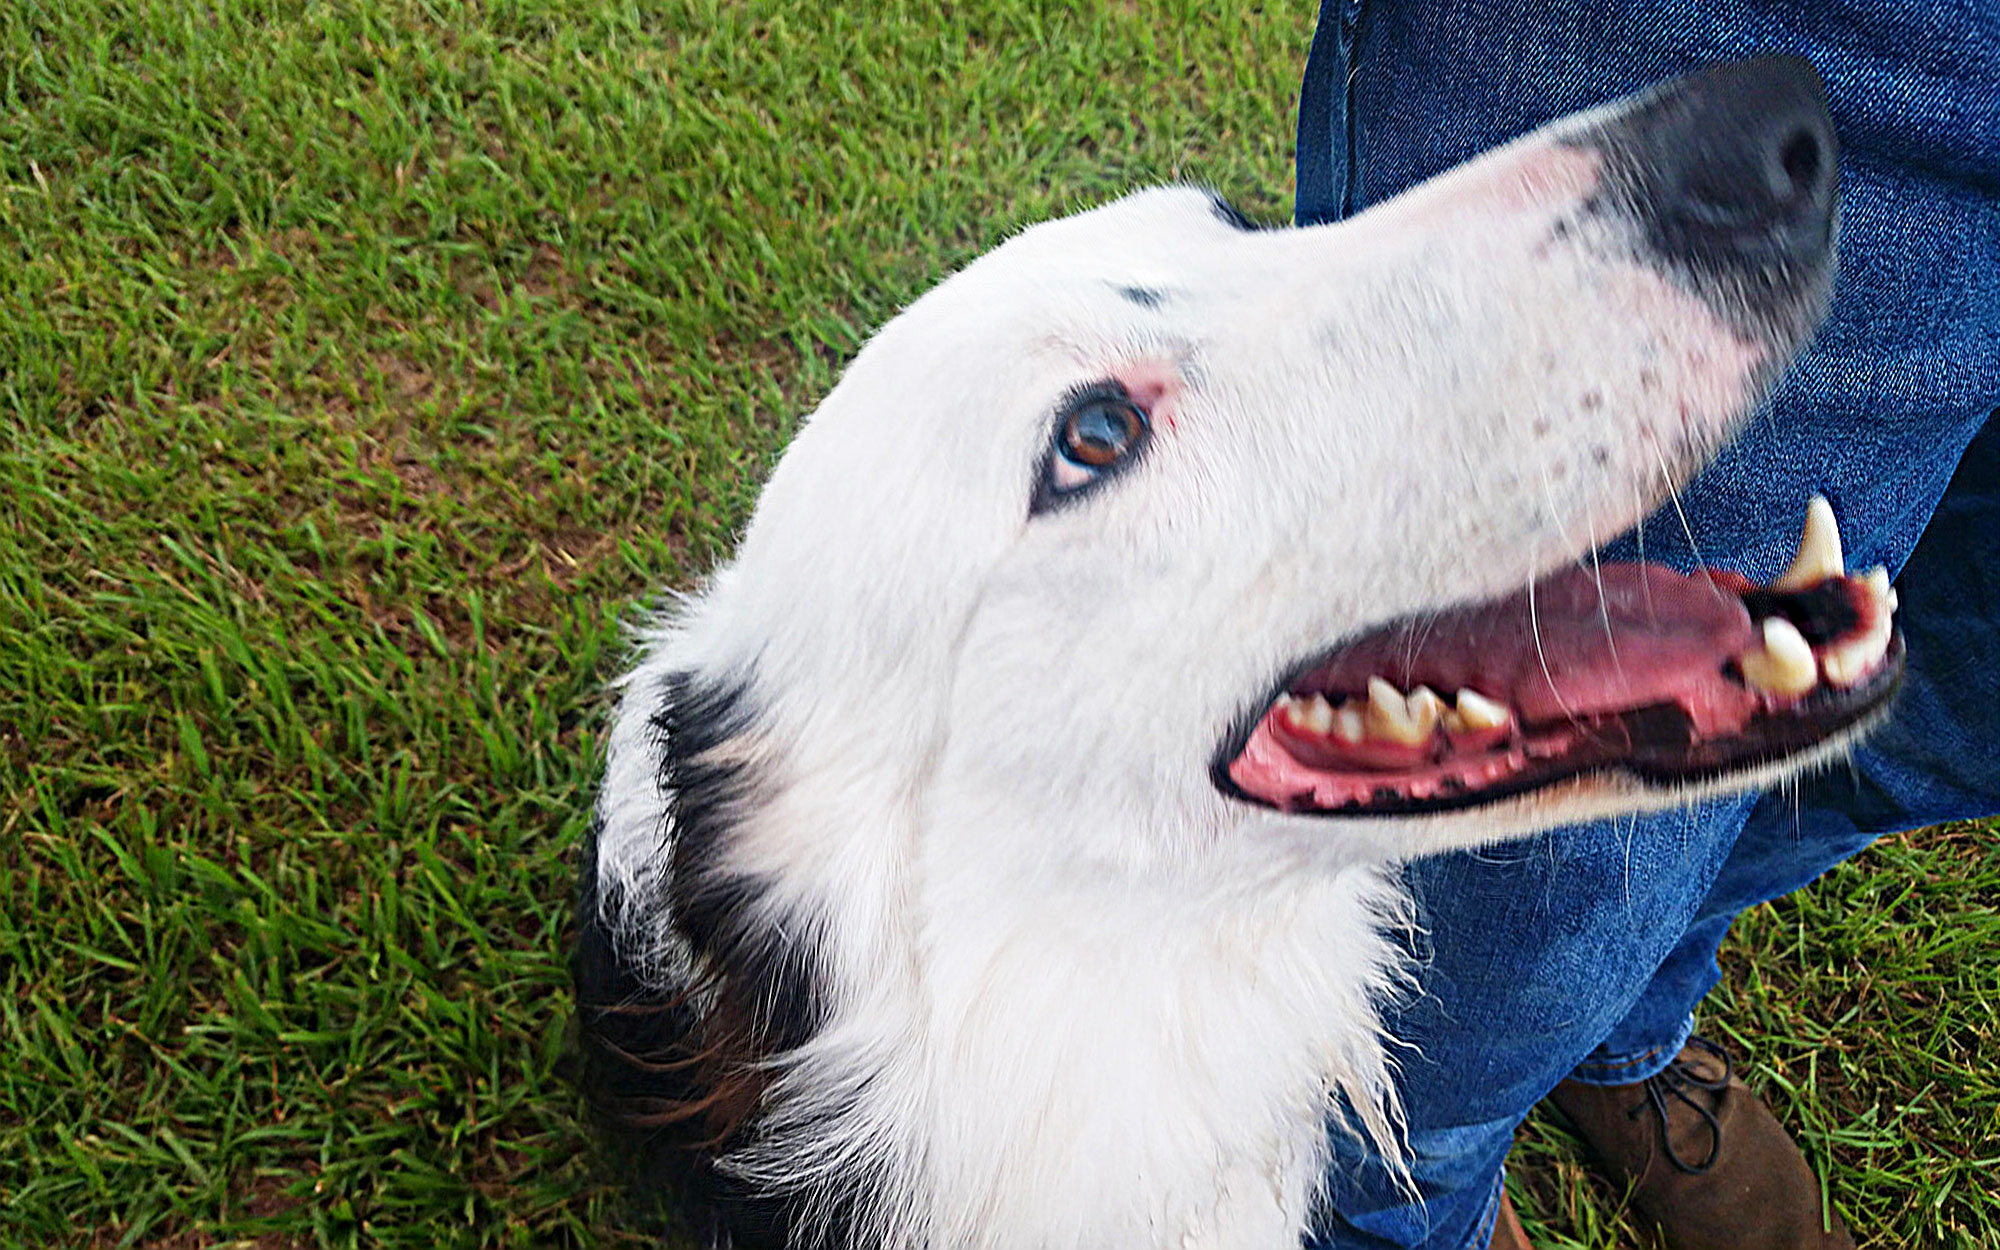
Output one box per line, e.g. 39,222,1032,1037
1608,56,1838,277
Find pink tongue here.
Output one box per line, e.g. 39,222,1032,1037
1307,564,1756,727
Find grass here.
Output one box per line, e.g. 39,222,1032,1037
1507,820,2000,1248
0,1,1991,1246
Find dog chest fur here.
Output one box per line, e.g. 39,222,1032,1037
588,642,1411,1249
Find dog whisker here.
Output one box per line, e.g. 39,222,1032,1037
1586,512,1625,682
1633,478,1661,627
1527,542,1584,728
1398,610,1445,687
1536,456,1582,579
1646,431,1725,600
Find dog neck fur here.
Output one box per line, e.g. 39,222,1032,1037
596,569,1416,1249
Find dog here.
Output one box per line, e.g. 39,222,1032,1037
573,57,1899,1250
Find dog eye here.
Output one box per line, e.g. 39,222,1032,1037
1060,398,1146,469
1032,387,1153,515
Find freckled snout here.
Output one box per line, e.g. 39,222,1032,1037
1591,56,1838,338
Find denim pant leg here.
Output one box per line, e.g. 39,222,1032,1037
1297,3,2000,1246
1586,414,2000,1069
1311,798,1763,1250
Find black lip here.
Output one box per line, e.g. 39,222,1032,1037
1212,633,1903,818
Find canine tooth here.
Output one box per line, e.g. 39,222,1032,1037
1365,678,1405,737
1740,616,1817,697
1365,677,1437,745
1773,495,1844,590
1453,688,1510,731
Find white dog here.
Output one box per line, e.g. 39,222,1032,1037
574,57,1898,1250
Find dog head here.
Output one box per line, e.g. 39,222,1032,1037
624,58,1892,902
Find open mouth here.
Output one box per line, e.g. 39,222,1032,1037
1223,498,1903,815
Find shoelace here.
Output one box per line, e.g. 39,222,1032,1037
1625,1034,1734,1175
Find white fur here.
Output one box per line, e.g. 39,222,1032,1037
594,102,1827,1250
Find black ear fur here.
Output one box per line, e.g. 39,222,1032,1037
570,826,723,1241
569,671,861,1248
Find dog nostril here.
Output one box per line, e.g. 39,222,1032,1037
1779,127,1822,195
1607,56,1838,316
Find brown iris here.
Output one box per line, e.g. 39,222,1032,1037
1060,397,1146,469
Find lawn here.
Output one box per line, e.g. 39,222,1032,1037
1,1,1993,1246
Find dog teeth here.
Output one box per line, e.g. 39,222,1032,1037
1276,691,1373,744
1772,495,1845,590
1822,627,1891,688
1286,683,1512,748
1740,616,1817,697
1863,565,1898,614
1365,677,1440,745
1822,569,1897,688
1294,693,1335,735
1450,688,1510,731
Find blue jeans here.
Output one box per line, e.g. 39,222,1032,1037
1294,4,2000,1247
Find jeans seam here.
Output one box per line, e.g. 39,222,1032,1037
1574,1040,1669,1074
1336,0,1370,220
1568,1015,1697,1085
1455,1171,1505,1250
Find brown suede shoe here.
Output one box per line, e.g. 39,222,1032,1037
1490,1191,1537,1250
1547,1037,1853,1249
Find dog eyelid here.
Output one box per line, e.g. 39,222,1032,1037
1046,456,1096,495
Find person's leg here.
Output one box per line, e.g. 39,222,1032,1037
1310,798,1763,1250
1584,412,2000,1072
1541,416,1996,1250
1296,2,2000,1245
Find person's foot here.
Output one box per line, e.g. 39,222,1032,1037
1490,1191,1536,1249
1547,1037,1853,1249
